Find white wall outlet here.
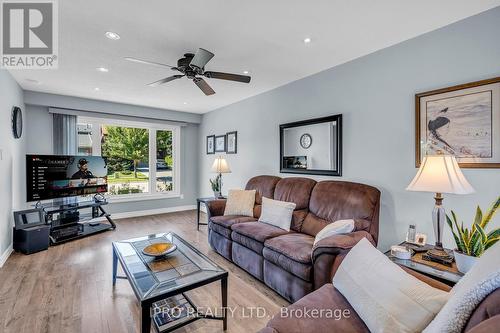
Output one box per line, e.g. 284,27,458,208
180,194,184,199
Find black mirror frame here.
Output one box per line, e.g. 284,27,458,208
279,114,342,176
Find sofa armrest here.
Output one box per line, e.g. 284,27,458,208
311,231,374,289
206,199,226,219
312,230,374,262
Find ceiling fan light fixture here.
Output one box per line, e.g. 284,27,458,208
105,31,120,40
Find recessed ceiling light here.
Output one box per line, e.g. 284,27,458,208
105,31,120,40
303,37,312,44
96,67,109,72
183,102,188,105
243,70,249,74
94,87,100,91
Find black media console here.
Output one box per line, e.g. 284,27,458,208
43,198,116,245
14,198,116,251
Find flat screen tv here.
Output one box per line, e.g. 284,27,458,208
26,154,108,202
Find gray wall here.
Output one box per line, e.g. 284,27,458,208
199,7,500,251
25,96,200,215
0,70,26,257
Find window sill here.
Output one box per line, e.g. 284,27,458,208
106,193,182,204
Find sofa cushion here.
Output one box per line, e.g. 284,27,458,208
274,177,316,232
232,232,265,254
263,233,315,281
246,175,282,205
302,181,380,237
261,284,369,333
231,221,289,244
274,177,316,210
210,215,257,239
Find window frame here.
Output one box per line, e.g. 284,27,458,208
77,116,181,202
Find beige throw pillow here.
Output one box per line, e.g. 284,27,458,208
258,197,296,231
313,219,355,245
223,189,256,217
333,238,449,333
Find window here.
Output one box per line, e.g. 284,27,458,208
77,117,180,199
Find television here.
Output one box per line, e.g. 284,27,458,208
26,155,108,202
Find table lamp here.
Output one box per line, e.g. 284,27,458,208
211,156,231,198
406,154,474,262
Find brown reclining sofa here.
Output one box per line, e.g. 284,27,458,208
206,175,381,303
258,265,500,333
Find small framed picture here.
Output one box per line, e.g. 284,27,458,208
215,135,226,152
414,233,427,246
226,131,237,154
206,135,215,154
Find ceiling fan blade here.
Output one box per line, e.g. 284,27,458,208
204,71,251,83
124,57,174,68
193,77,215,96
189,48,214,70
147,75,184,87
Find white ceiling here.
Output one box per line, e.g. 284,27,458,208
9,0,500,114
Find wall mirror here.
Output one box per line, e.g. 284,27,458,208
280,114,342,176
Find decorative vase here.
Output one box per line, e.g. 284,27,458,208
454,250,477,274
213,191,221,199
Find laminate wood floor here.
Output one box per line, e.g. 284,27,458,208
0,210,289,333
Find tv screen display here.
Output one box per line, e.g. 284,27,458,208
27,155,108,202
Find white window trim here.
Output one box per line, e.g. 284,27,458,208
78,116,181,201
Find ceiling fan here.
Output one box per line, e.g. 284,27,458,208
125,48,251,96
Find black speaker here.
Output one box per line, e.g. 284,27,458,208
13,225,50,254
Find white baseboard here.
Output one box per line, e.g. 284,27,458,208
0,244,13,268
96,205,197,221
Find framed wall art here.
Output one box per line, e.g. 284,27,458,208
215,135,226,153
415,76,500,168
226,131,237,154
206,135,215,154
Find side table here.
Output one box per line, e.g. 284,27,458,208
384,242,464,286
196,197,223,230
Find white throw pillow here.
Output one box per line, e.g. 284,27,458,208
313,219,355,245
258,197,296,231
223,189,256,217
423,241,500,333
333,238,449,333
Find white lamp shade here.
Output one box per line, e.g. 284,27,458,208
211,156,231,173
406,155,474,194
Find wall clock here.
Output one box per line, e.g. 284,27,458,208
12,106,23,139
300,133,312,149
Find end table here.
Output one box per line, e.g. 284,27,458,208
196,197,221,230
385,242,464,286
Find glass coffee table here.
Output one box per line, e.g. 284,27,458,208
112,232,228,332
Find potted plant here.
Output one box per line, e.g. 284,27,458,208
447,196,500,274
209,174,221,198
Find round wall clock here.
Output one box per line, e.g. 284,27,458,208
12,106,23,139
300,133,312,149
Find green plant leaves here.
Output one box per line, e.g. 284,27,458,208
446,197,500,257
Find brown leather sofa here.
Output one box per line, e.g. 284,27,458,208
259,266,500,333
207,175,381,303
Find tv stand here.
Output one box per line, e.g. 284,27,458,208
43,198,116,245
